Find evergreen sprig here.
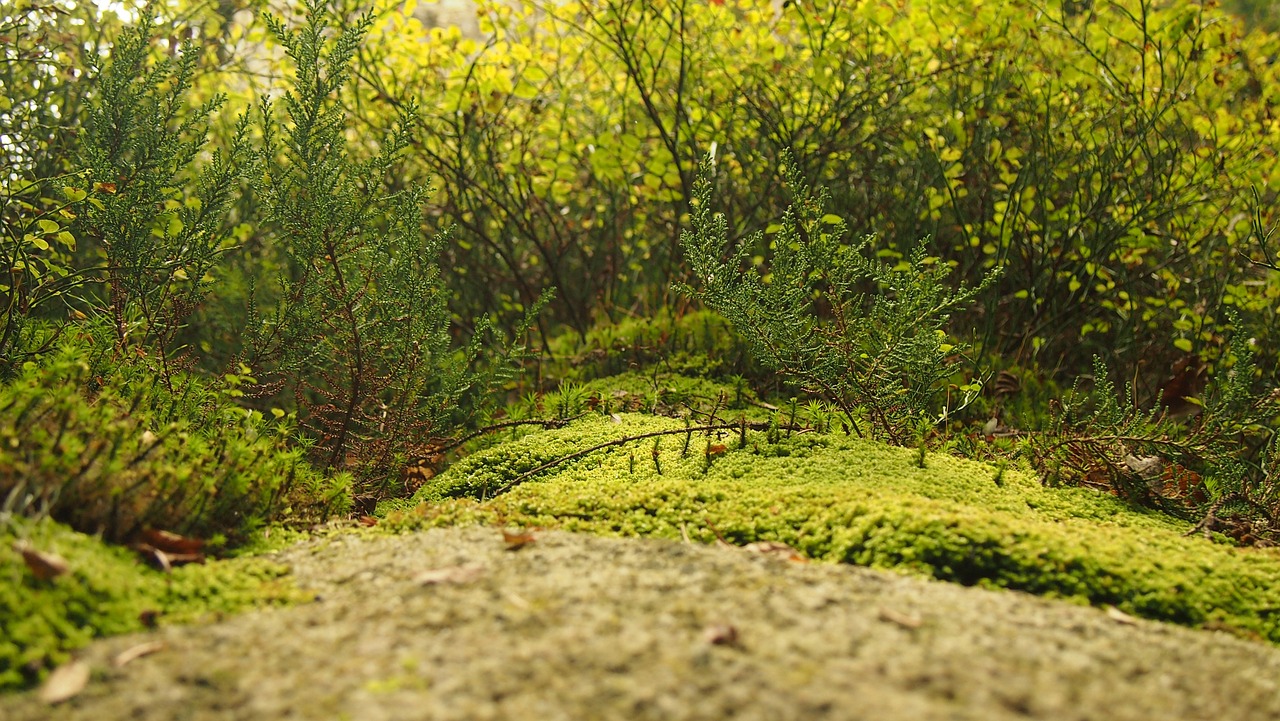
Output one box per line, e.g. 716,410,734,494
678,153,999,443
251,0,548,503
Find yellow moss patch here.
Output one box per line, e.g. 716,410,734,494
0,518,311,691
399,413,1280,642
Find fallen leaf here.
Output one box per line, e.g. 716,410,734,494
610,413,623,424
1105,606,1138,626
112,641,165,668
94,181,117,194
357,516,378,527
140,528,205,555
40,659,89,704
415,564,486,586
502,530,537,550
878,608,923,629
742,541,807,563
707,443,728,456
131,540,204,570
15,542,70,580
702,623,739,646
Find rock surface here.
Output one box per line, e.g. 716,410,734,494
6,526,1280,720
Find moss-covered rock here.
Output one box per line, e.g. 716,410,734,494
397,412,1280,642
0,518,310,691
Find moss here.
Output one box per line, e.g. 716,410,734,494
546,309,761,384
0,518,311,692
397,412,1280,643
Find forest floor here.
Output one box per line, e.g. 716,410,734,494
6,524,1280,721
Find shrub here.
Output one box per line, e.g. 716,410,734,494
678,156,998,444
246,0,548,507
349,0,1280,399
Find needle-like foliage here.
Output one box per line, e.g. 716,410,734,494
679,154,999,443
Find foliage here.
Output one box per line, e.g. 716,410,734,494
76,9,253,382
345,0,1280,400
679,156,998,443
1,0,117,371
1029,315,1278,537
248,0,548,507
0,331,349,546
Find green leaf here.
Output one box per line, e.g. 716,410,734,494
1173,338,1194,352
36,219,59,234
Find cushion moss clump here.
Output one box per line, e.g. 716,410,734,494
0,517,310,692
398,412,1280,642
0,341,351,545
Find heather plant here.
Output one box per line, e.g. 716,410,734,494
1029,315,1278,537
678,156,998,444
248,0,548,506
74,10,254,386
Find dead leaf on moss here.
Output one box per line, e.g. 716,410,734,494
131,543,204,571
414,564,486,586
40,659,89,704
112,641,165,668
15,541,70,580
357,516,378,527
140,528,205,555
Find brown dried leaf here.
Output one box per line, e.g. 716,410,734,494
140,528,205,555
702,623,739,646
707,443,728,456
502,530,537,550
15,542,70,580
112,641,165,668
742,541,807,563
40,659,89,704
357,516,378,527
414,563,486,586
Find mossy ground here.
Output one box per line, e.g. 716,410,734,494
392,408,1280,643
0,518,312,691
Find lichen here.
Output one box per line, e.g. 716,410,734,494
397,412,1280,642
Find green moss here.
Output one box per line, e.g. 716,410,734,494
546,309,761,384
398,412,1280,642
0,518,311,692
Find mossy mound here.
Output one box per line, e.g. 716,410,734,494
0,519,311,691
398,412,1280,642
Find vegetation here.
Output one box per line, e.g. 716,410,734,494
1,0,1278,694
